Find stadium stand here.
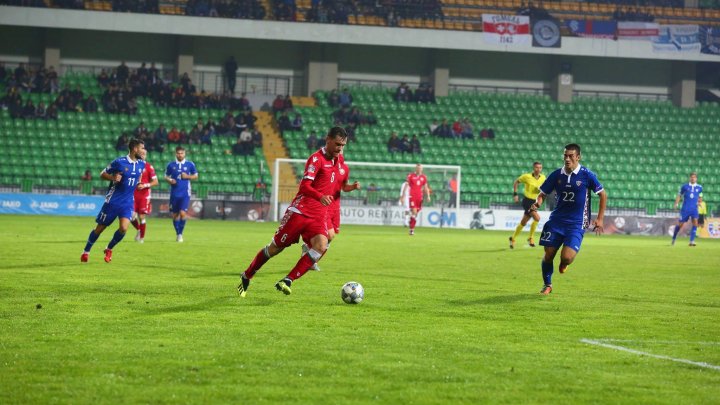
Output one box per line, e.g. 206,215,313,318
0,69,272,198
281,86,719,214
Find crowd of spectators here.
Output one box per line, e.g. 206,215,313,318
387,131,422,154
185,0,265,19
428,118,494,139
612,6,655,21
2,77,99,121
1,63,60,94
395,83,435,103
112,0,159,13
304,0,355,24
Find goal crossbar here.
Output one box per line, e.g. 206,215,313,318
272,158,462,222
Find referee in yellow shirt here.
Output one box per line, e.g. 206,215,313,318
698,194,707,228
510,162,546,249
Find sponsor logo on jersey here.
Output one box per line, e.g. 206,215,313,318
576,181,582,186
308,164,316,173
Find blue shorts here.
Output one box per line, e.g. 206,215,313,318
679,209,698,223
170,195,190,213
96,203,133,226
539,221,585,252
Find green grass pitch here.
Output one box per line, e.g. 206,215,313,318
1,215,719,404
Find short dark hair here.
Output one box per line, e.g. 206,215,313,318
175,146,185,152
533,161,542,166
128,138,144,151
327,126,348,139
564,143,581,155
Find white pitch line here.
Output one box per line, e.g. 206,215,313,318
596,339,720,346
580,339,720,371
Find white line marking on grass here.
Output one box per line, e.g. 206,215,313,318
596,339,720,346
581,339,720,371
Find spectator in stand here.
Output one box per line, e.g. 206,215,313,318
83,95,98,113
452,119,463,139
338,88,353,108
252,129,263,148
429,119,439,135
278,111,292,133
283,94,294,111
117,61,129,85
363,109,378,125
46,66,59,93
225,56,238,93
291,113,303,131
35,102,47,119
327,89,339,108
461,118,474,139
81,169,92,182
233,128,254,156
135,122,149,138
9,99,23,119
332,106,349,125
433,119,452,138
306,131,318,151
22,100,36,119
395,82,413,102
272,95,286,114
241,110,257,130
116,133,129,151
388,132,401,153
151,124,167,152
411,135,422,154
481,128,496,139
200,128,213,145
220,112,236,134
400,135,411,154
168,126,182,143
46,103,58,120
348,107,362,126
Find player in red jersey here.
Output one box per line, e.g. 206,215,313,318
237,127,348,297
402,163,432,235
130,161,159,243
302,151,360,271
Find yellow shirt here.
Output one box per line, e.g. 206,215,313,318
698,201,707,215
517,173,546,200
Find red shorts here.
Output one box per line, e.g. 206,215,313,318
327,208,341,234
134,198,152,215
273,209,328,248
409,196,423,211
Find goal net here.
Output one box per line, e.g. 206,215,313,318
272,158,461,226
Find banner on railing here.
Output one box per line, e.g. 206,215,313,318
482,14,531,45
0,193,105,216
532,18,562,48
652,25,700,53
565,19,617,39
700,25,720,55
617,22,659,40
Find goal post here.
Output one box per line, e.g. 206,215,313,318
272,158,461,223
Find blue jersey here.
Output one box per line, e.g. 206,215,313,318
166,160,198,198
540,165,604,231
103,156,146,208
679,183,702,213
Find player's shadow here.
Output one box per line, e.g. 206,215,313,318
468,248,510,253
448,294,537,306
139,296,273,315
1,262,78,270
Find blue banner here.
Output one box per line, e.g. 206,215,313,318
700,25,720,55
652,25,700,53
566,19,616,39
0,193,104,216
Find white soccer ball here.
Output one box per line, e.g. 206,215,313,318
341,281,364,304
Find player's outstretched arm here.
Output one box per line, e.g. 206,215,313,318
342,181,360,192
512,179,520,202
593,190,608,235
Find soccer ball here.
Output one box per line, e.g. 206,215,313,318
340,282,364,304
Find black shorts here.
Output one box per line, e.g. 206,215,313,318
699,214,705,225
522,197,536,216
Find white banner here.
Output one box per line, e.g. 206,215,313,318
482,14,531,45
652,25,700,53
279,204,550,231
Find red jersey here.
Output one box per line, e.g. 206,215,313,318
134,162,157,199
290,148,339,219
406,172,428,200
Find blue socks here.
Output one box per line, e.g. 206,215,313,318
690,226,697,243
179,219,186,235
107,230,126,250
84,230,100,252
672,224,681,242
173,220,180,235
541,260,553,286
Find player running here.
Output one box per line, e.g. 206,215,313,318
301,151,360,271
509,162,545,249
402,164,432,235
237,126,348,297
530,144,607,295
80,139,147,263
165,146,198,243
130,160,159,243
671,172,703,247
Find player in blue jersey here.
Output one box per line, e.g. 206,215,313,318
80,139,147,263
530,144,607,295
165,146,199,242
671,172,703,247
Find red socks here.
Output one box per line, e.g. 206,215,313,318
243,248,270,279
409,216,416,230
139,222,146,238
287,254,314,281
